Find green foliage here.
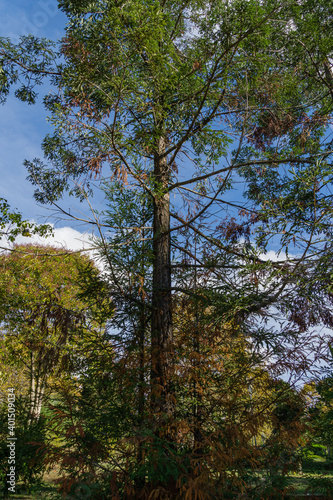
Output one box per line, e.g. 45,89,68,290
309,348,333,454
2,0,333,497
0,244,111,350
0,35,59,105
0,395,47,495
0,244,113,434
306,473,333,496
0,198,52,243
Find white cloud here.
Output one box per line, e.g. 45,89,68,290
259,250,289,262
1,222,108,271
14,224,93,252
259,249,302,262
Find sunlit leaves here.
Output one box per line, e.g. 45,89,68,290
0,35,59,105
0,198,52,243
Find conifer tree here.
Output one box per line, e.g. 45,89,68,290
1,0,333,496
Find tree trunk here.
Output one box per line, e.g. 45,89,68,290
135,301,146,490
34,382,44,421
29,351,36,424
151,136,173,427
29,352,45,423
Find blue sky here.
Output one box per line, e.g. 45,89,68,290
0,1,98,249
0,0,66,220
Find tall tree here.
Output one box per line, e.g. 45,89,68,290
1,0,333,495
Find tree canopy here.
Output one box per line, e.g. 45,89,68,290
1,0,333,497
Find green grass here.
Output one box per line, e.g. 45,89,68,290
286,469,333,498
3,464,333,499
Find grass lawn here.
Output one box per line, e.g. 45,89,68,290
2,464,333,499
284,469,333,498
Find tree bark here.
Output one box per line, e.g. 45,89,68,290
151,136,173,425
135,301,146,490
29,352,45,423
29,351,36,424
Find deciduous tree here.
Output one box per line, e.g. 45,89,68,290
0,244,112,421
